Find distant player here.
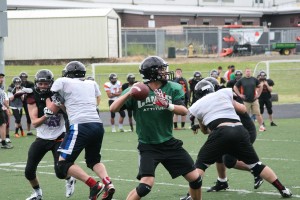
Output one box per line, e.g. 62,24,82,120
122,73,137,132
104,73,125,132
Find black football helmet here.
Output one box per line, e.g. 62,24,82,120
34,69,54,94
139,56,174,83
109,73,118,84
210,69,219,78
19,72,28,82
64,61,86,78
193,71,202,81
194,80,215,99
12,77,22,87
127,73,135,84
204,77,220,91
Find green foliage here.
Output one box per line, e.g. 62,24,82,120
125,44,156,56
1,118,299,199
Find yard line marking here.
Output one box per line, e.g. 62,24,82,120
256,138,300,143
1,167,299,198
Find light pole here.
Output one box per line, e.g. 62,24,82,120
267,22,272,53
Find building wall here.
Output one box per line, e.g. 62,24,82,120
263,14,300,27
121,13,260,28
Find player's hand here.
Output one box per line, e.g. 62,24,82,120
191,124,200,134
51,93,64,106
43,107,54,118
153,89,169,108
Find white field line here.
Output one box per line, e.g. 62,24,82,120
0,165,299,198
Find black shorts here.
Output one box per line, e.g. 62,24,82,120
0,110,6,125
59,122,104,165
195,125,259,170
137,138,196,180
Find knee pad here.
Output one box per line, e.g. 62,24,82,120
250,162,266,177
25,168,36,181
110,112,115,118
136,183,151,197
57,160,73,179
189,176,202,189
120,110,126,118
222,154,237,169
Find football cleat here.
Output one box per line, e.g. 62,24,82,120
207,180,229,192
1,143,13,149
270,122,277,126
179,193,192,200
102,183,115,200
89,181,104,200
280,188,292,198
26,189,43,200
254,176,264,189
65,177,76,198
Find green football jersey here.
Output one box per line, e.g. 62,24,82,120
123,81,184,144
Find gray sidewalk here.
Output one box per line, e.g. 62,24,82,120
10,103,300,131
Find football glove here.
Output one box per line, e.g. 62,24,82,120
153,89,169,108
51,93,65,106
44,107,54,118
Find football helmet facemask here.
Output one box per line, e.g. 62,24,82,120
64,61,86,78
194,80,215,99
19,72,28,82
34,69,54,94
139,56,174,83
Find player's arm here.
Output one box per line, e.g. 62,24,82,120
27,94,48,128
233,100,247,114
110,91,131,112
198,119,210,135
96,95,101,106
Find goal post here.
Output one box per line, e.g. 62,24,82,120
253,59,300,79
253,59,300,102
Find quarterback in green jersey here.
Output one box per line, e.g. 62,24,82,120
110,56,202,200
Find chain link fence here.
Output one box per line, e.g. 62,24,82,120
122,27,300,58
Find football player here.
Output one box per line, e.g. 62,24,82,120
122,73,137,132
187,79,292,199
104,73,125,132
48,61,115,200
188,71,203,126
19,72,35,136
110,56,202,200
25,69,76,200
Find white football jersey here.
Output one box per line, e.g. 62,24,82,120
36,113,66,140
51,77,102,124
104,80,122,100
189,88,240,126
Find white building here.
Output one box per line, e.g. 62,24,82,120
5,8,122,60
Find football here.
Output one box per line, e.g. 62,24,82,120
131,83,150,100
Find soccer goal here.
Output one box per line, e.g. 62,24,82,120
253,59,300,102
253,59,300,78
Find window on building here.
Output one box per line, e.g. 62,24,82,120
255,0,264,3
242,21,254,25
222,0,234,2
180,19,189,25
203,18,211,25
225,19,234,25
203,0,218,2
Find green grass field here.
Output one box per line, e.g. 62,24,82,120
1,118,299,200
4,59,300,112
